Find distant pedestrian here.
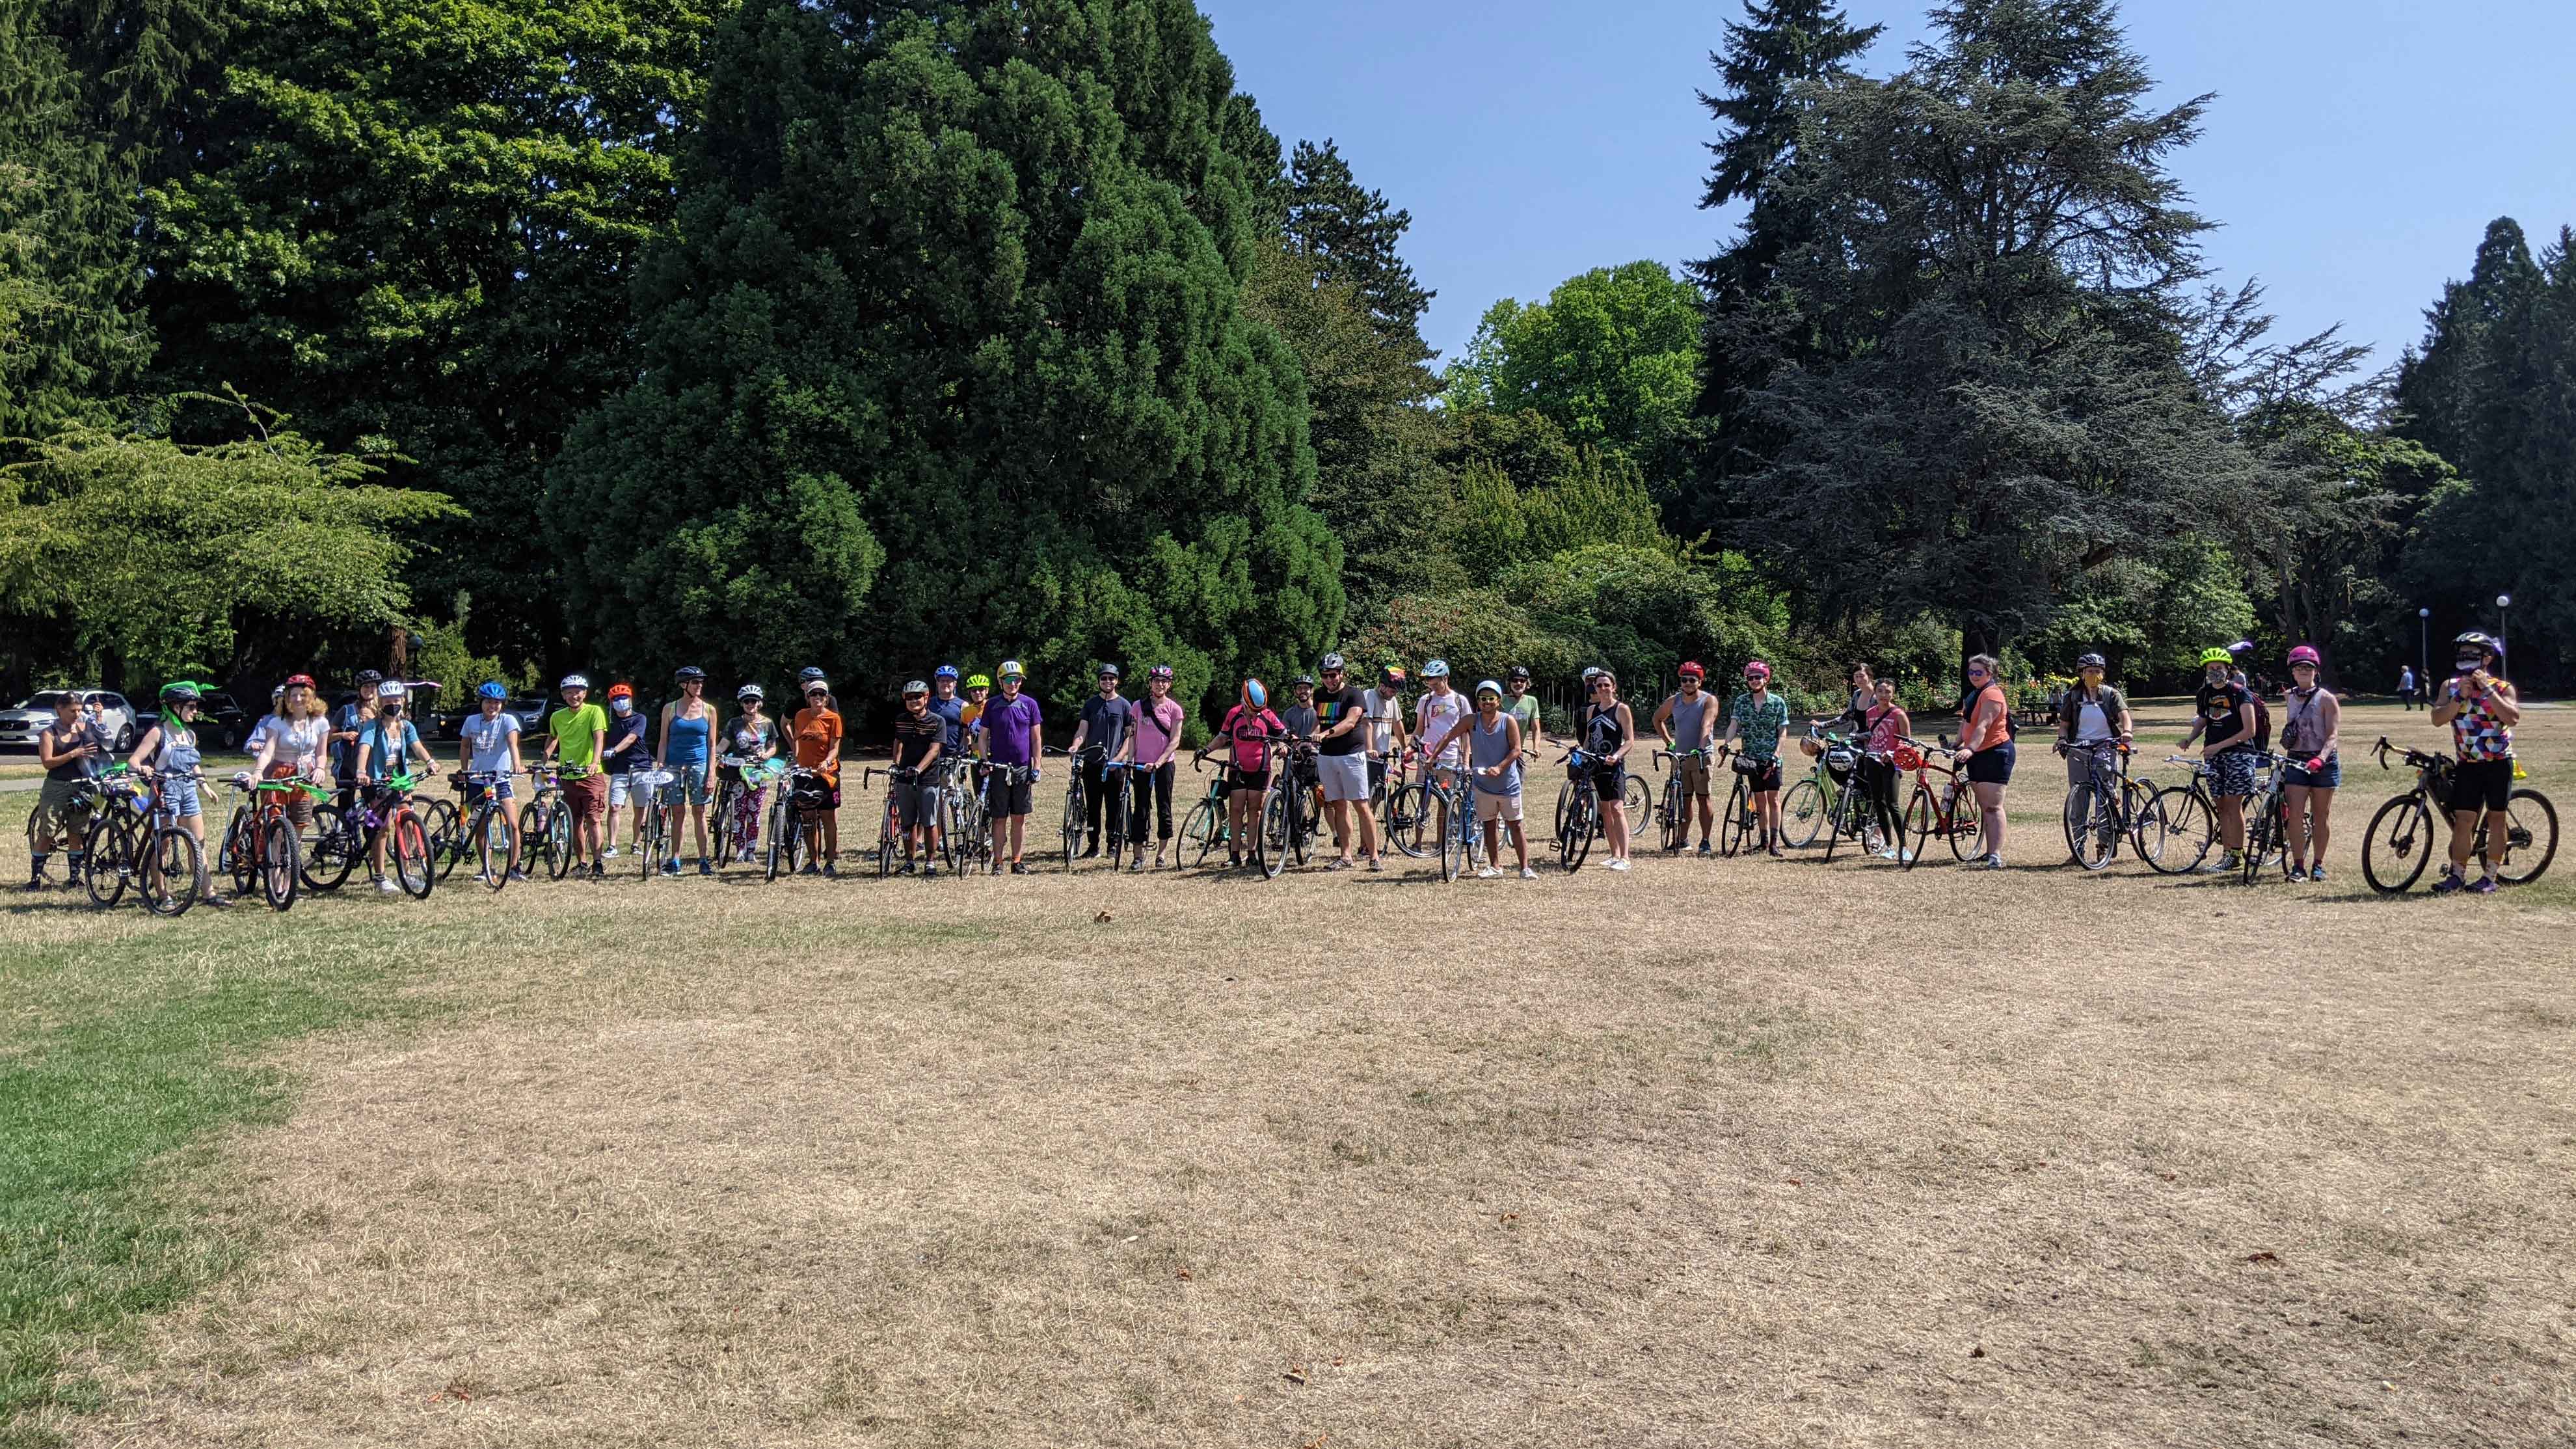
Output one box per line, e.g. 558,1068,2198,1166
2398,664,2418,711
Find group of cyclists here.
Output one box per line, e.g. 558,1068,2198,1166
20,630,2533,902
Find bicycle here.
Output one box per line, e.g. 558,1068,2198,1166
937,760,986,875
2140,757,2231,876
1895,738,1980,869
1062,746,1134,871
514,765,576,881
2055,740,2169,872
1256,740,1324,880
1715,747,1771,858
1780,730,1860,850
87,768,209,915
1820,748,1892,863
1380,751,1428,858
625,768,673,880
453,770,524,890
221,775,324,910
2237,752,2295,886
1554,748,1603,873
1415,761,1485,882
2361,737,2558,894
763,765,828,880
974,761,1036,873
416,786,464,885
1651,748,1712,853
372,770,438,897
77,766,157,910
1548,755,1649,845
1177,757,1234,868
863,765,925,877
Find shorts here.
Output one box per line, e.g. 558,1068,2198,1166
464,776,516,809
2207,747,2257,799
157,778,203,820
891,781,926,831
2281,758,2341,790
1589,765,1626,802
795,777,841,811
660,763,710,807
1475,789,1524,824
1677,756,1712,796
33,778,94,840
561,772,608,821
1964,740,2016,786
986,770,1034,817
2450,757,2514,813
1317,753,1367,803
608,772,643,808
1228,767,1270,795
1735,757,1782,793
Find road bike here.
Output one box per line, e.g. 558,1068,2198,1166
1380,752,1427,858
2237,752,2295,886
763,765,829,879
1780,730,1860,850
1415,762,1486,882
1651,748,1711,853
1715,748,1773,858
1062,746,1134,870
2360,737,2558,894
863,765,931,876
1257,740,1325,880
2055,741,2169,872
624,768,673,880
1549,753,1649,843
1896,739,1981,869
933,759,984,874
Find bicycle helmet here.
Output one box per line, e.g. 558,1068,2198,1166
934,664,959,681
1581,665,1602,681
1474,679,1503,699
1293,673,1315,687
2197,647,2233,666
2076,653,2107,671
375,680,407,701
2454,630,2501,660
675,664,706,682
901,679,928,697
965,673,991,689
477,681,508,701
608,682,635,700
284,673,317,690
560,673,590,690
1422,659,1451,679
736,683,764,701
1319,652,1346,673
356,670,383,686
159,681,201,703
1147,664,1174,681
798,666,826,683
2285,645,2321,668
1380,664,1407,686
1509,664,1532,681
1678,661,1705,679
1743,659,1771,679
1243,678,1268,709
1097,663,1120,679
999,658,1025,679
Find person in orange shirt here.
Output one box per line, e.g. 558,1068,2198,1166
793,678,844,875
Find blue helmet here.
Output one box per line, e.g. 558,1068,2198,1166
1242,678,1268,709
934,664,960,680
477,681,508,701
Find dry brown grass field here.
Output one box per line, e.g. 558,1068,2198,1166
6,699,2572,1448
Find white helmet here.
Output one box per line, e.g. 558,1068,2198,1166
559,673,589,690
1422,659,1451,679
375,681,407,701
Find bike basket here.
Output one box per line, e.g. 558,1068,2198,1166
1892,744,1924,773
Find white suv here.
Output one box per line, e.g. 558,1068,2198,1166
0,690,139,753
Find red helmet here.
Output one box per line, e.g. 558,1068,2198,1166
608,682,634,700
283,673,316,690
1678,661,1706,679
1743,659,1772,679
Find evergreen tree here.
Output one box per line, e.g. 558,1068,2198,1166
1285,139,1436,367
549,0,1344,712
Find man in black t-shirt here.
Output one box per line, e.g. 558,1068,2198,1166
1067,665,1136,858
1310,655,1380,870
2180,647,2259,873
889,681,947,875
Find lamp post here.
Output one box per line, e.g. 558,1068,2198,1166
2498,594,2512,664
2419,608,2430,689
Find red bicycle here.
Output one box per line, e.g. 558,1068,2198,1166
1895,738,1980,869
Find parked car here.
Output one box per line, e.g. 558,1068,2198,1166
0,689,139,753
137,691,254,750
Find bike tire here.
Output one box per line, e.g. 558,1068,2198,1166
2361,794,2436,895
1258,780,1289,879
1622,772,1651,829
2065,785,2119,872
1717,777,1749,858
1382,779,1425,857
262,816,300,910
2491,788,2558,886
1659,781,1686,852
222,806,256,897
1780,778,1827,849
1179,796,1222,868
139,826,202,917
1438,788,1460,882
2143,787,2216,876
418,796,463,883
391,813,433,898
542,804,574,880
301,804,358,892
1558,789,1595,873
1945,786,1983,863
478,807,516,891
1901,790,1934,870
82,815,131,908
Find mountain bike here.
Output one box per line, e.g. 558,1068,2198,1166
1178,757,1233,868
75,766,153,908
2361,737,2558,893
1062,746,1134,870
90,768,210,916
416,787,464,885
2056,740,2168,872
764,765,826,880
221,775,323,910
515,765,577,881
1651,748,1711,853
1555,748,1602,873
453,770,523,890
1780,730,1859,850
373,770,438,898
2141,757,2228,876
1257,740,1324,880
1896,738,1979,869
625,768,673,880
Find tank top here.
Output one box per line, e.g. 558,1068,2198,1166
2281,686,2333,757
262,714,330,777
44,720,106,782
1469,714,1522,796
1584,702,1626,759
1666,691,1713,748
1968,683,2011,750
665,707,711,767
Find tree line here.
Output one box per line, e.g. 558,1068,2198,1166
1,0,2566,727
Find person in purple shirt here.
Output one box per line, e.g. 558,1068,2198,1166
980,659,1045,873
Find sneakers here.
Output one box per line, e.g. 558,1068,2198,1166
1475,866,1501,880
601,846,620,859
1079,841,1100,860
590,861,605,880
1898,848,1916,864
2286,865,2309,882
1981,854,2006,871
1520,865,1538,880
2469,874,2500,895
799,861,820,876
2195,854,2236,876
1367,856,1384,873
697,857,713,877
2309,866,2327,885
1010,860,1028,875
1129,856,1146,873
822,861,838,878
898,860,916,876
377,878,399,894
990,860,1005,876
1606,858,1631,873
1326,857,1352,872
922,864,939,878
2432,870,2467,895
1695,841,1713,857
662,858,680,878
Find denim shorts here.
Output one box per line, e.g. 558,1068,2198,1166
157,778,203,820
2281,757,2341,790
659,763,710,807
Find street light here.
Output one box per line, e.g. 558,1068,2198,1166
2499,593,2512,664
2419,607,2430,688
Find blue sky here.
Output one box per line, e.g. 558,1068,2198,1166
1197,0,2576,372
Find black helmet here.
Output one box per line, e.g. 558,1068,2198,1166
2075,653,2106,671
1508,664,1531,681
1293,673,1315,687
159,681,201,703
355,669,383,686
675,664,706,681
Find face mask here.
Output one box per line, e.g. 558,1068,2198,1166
2456,659,2483,673
611,699,632,715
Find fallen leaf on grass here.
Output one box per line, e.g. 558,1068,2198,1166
1786,1178,1802,1187
2246,1251,2280,1265
1283,1368,1306,1385
1095,909,1113,923
1331,1357,1345,1367
1175,1268,1192,1280
1499,1212,1519,1223
1968,1346,1985,1359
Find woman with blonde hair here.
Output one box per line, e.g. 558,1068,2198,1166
242,673,334,828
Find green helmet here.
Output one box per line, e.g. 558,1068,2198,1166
2197,647,2234,666
965,673,992,689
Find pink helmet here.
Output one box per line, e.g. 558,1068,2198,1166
2287,645,2322,668
1743,659,1772,679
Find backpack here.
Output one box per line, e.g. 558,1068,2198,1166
2248,693,2272,753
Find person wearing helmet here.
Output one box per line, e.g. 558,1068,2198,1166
1423,679,1535,878
456,683,528,863
798,666,827,689
2055,653,2134,850
1133,665,1190,866
128,683,229,906
793,676,844,874
2277,645,2341,882
1281,673,1324,824
600,683,654,860
1363,668,1410,822
329,670,386,815
980,662,1043,873
654,666,718,875
1652,662,1720,854
543,674,610,879
1503,666,1544,759
1211,679,1286,868
1577,668,1639,870
1721,660,1790,857
1066,665,1135,860
1410,662,1473,859
2180,645,2259,874
1953,654,2016,869
889,679,946,874
1312,655,1380,871
243,674,332,835
355,680,439,892
720,684,781,865
2430,631,2522,895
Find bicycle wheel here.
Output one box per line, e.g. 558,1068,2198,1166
1901,789,1935,871
1177,795,1221,868
2241,792,2284,885
1438,789,1461,882
418,796,463,883
1717,777,1749,857
634,809,660,881
1780,778,1827,848
2491,789,2557,885
82,814,131,908
2065,784,2120,872
1060,780,1083,871
710,787,734,867
222,806,257,896
1550,779,1572,844
1822,786,1858,863
1258,781,1290,880
1944,786,1983,863
1557,787,1595,873
390,813,433,898
1382,779,1425,857
544,805,576,880
2360,794,2436,895
477,807,516,891
1658,781,1686,852
139,827,202,917
1622,772,1652,828
765,795,796,880
261,815,301,910
301,805,358,892
2143,787,2216,876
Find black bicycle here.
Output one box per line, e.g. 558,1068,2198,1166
2055,740,2169,872
1554,747,1603,873
2361,737,2558,893
1062,746,1134,870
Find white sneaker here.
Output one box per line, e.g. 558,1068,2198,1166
1520,866,1538,880
601,846,619,859
1898,848,1916,864
1606,858,1631,873
376,878,399,894
1475,866,1501,880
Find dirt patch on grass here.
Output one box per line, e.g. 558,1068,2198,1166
32,703,2576,1446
